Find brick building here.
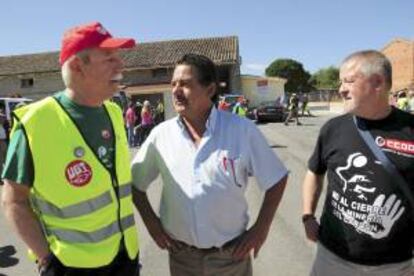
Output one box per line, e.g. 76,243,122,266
382,38,414,93
0,36,241,119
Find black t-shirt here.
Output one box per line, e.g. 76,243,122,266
308,107,414,265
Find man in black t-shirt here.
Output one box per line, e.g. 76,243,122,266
302,50,414,275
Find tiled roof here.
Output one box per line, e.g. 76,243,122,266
0,36,239,76
0,52,60,76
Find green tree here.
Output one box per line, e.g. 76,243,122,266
265,59,312,93
310,66,340,90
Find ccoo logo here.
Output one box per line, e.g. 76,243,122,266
375,136,386,147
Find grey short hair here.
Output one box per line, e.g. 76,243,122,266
341,50,392,91
61,49,91,87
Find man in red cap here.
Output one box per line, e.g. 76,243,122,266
1,22,140,275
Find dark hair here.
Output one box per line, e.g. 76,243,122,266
176,54,218,101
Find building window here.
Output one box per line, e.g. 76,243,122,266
152,68,167,78
21,78,34,88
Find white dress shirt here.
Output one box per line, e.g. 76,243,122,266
132,107,288,248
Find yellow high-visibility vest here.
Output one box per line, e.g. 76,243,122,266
13,97,139,268
233,104,247,116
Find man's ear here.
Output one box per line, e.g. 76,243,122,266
371,74,385,91
207,83,217,99
69,57,84,75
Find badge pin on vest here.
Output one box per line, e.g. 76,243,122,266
65,160,93,187
74,146,85,158
102,129,111,139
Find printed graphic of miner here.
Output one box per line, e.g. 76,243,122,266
302,50,414,275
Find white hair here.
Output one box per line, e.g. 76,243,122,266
60,49,91,88
61,55,75,87
341,50,392,91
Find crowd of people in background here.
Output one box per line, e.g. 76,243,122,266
5,87,414,153
124,98,165,147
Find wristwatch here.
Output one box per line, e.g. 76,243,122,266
301,214,316,223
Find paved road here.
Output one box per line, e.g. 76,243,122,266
0,111,339,276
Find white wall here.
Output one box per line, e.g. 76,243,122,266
162,90,175,120
241,76,286,107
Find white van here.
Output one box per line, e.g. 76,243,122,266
0,97,33,121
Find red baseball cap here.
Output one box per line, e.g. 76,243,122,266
59,21,136,65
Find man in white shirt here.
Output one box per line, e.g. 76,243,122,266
131,54,288,276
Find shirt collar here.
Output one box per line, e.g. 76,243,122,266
206,106,218,134
176,105,218,135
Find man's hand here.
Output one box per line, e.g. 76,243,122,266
1,180,50,260
303,216,319,242
231,176,288,260
132,188,180,251
302,170,324,242
146,217,180,251
36,253,54,274
232,224,269,260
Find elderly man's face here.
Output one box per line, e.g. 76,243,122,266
338,61,376,115
80,48,123,99
171,64,214,117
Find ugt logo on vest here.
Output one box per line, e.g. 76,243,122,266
65,160,93,187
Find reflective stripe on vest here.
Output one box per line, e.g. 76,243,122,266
118,183,132,198
14,97,139,267
31,183,132,219
33,191,112,219
48,214,135,243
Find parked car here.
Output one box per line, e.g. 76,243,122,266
251,100,286,122
0,97,33,121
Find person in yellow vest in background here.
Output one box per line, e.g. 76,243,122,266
0,22,140,275
408,90,414,114
397,90,409,112
232,97,248,117
284,93,302,126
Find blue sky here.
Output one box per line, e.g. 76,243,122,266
1,0,412,75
